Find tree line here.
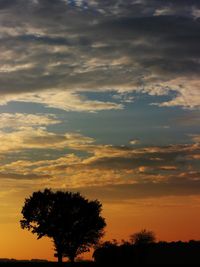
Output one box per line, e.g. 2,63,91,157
93,239,200,265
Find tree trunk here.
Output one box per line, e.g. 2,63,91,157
57,253,63,265
70,256,75,263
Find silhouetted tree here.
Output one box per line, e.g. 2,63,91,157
20,189,106,264
130,229,156,245
130,229,156,264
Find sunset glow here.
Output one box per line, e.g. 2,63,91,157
0,0,200,261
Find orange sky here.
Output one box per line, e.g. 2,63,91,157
1,195,200,261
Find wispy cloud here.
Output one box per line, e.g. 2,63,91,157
0,113,61,128
0,91,123,112
0,127,94,153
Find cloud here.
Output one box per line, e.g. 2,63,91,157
0,127,95,153
0,90,123,112
129,139,140,145
154,77,200,109
0,0,198,110
0,1,199,199
154,7,177,16
188,154,200,160
0,63,34,73
190,135,200,143
0,172,51,180
0,133,199,191
192,7,200,19
73,179,200,201
0,113,61,128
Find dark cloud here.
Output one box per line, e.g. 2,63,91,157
83,144,200,174
74,177,200,201
0,1,15,9
0,0,199,108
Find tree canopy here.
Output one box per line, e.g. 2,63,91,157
130,229,156,245
20,189,106,263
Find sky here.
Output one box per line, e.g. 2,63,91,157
0,0,200,261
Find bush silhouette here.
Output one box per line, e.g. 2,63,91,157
20,189,106,263
130,229,156,245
